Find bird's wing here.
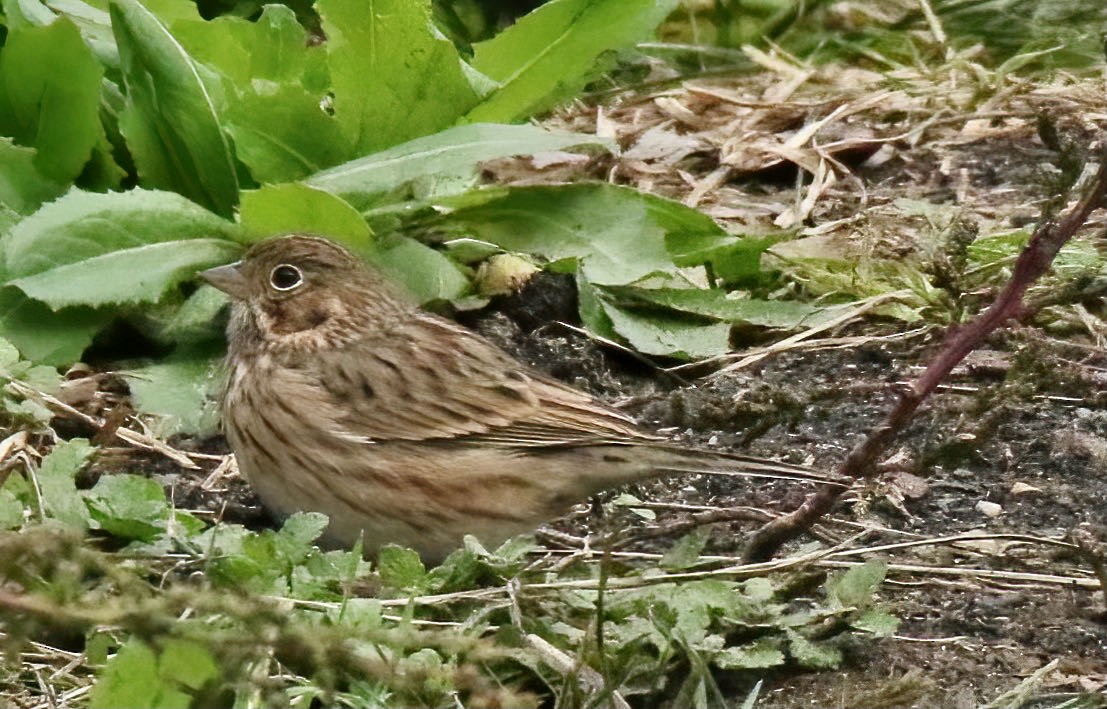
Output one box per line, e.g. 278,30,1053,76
313,314,652,447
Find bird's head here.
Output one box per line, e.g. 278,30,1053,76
200,234,410,353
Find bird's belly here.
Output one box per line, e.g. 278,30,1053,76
228,430,581,563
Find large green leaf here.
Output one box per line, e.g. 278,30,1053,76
466,0,679,122
172,5,327,89
171,6,345,184
4,189,241,308
370,235,470,304
10,239,240,309
317,0,483,153
432,183,705,285
601,301,731,359
44,0,120,69
304,123,611,210
602,286,820,328
239,183,372,246
225,84,351,184
110,0,239,217
0,140,66,215
0,287,108,365
0,18,105,183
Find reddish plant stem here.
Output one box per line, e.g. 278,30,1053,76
744,146,1107,563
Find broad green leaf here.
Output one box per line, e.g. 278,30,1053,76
240,183,372,247
226,85,352,184
43,0,120,69
110,0,239,217
305,123,611,210
0,18,104,182
0,287,107,365
172,5,325,88
171,6,344,184
433,183,681,285
139,285,227,345
10,239,241,308
714,639,786,670
602,300,731,359
603,286,820,327
2,0,56,28
370,235,469,304
4,189,241,309
0,140,66,215
123,353,222,436
672,235,776,285
466,0,679,122
827,559,886,609
89,640,161,709
317,0,482,153
36,438,94,530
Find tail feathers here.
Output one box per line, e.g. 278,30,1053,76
650,446,847,487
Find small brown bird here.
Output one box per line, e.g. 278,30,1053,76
201,235,835,562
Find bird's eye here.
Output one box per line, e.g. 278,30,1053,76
269,264,304,292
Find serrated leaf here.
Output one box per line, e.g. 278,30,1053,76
277,512,329,559
786,630,842,670
305,123,609,211
0,18,104,183
4,189,242,309
854,609,900,637
318,0,481,154
36,438,95,530
85,473,172,542
0,140,66,215
158,640,219,691
660,529,707,571
89,640,161,709
714,639,786,670
377,544,427,590
827,559,886,609
239,183,372,246
466,0,679,122
111,0,239,217
123,353,222,436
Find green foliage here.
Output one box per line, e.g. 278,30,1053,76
0,475,896,707
3,0,780,369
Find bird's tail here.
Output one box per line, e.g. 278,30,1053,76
645,444,846,487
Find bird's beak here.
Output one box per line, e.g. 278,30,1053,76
199,261,249,300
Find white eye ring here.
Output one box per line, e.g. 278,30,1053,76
269,264,304,292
